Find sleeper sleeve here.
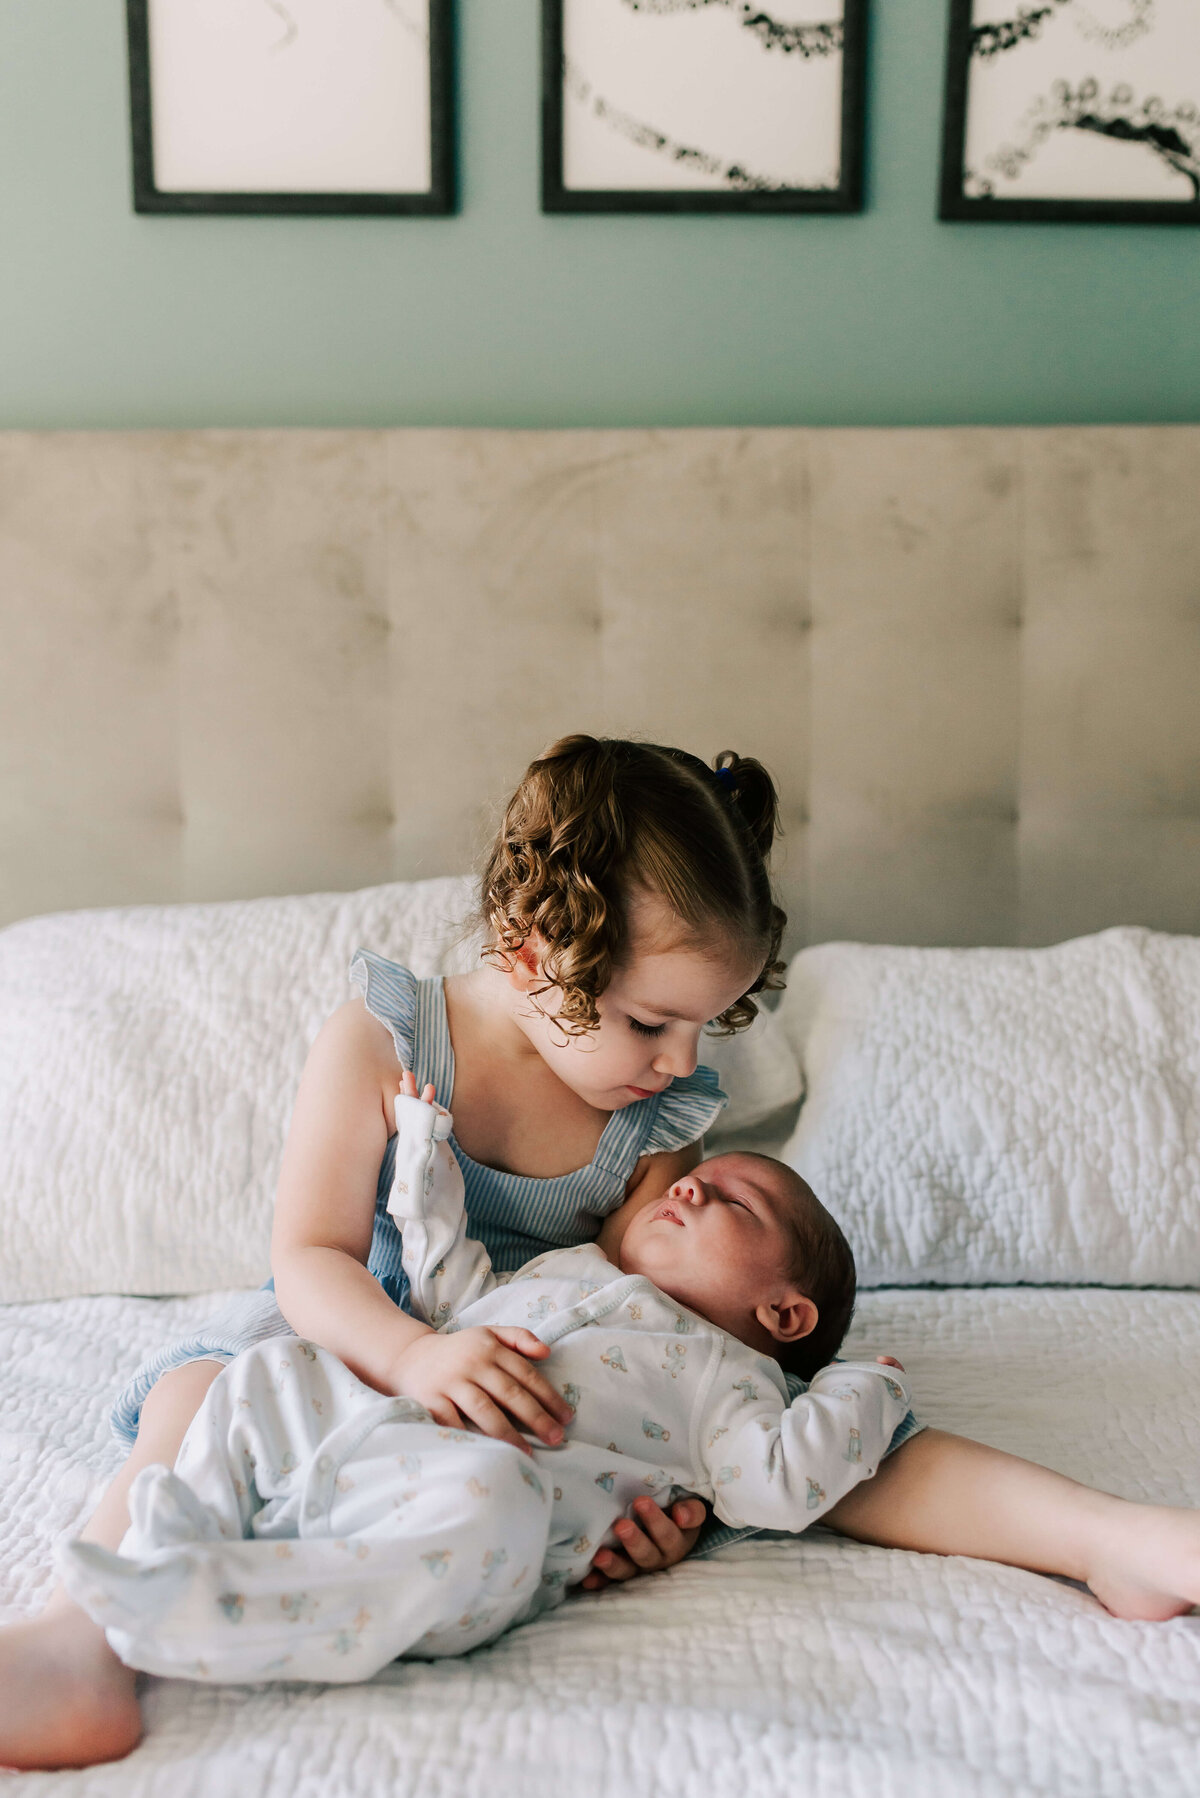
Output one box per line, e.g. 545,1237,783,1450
641,1065,728,1156
697,1355,913,1531
388,1094,500,1328
348,951,417,1069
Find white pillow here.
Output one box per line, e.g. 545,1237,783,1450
776,928,1200,1288
0,876,478,1303
0,876,800,1302
702,1003,803,1140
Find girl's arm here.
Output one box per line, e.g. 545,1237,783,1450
270,1000,419,1389
270,1000,573,1453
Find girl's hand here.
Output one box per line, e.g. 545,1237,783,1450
388,1326,575,1454
579,1497,707,1591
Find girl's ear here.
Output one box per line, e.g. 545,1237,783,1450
755,1289,818,1345
504,934,546,994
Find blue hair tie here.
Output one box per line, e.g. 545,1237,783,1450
716,765,735,789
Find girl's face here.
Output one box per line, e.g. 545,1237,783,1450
510,897,761,1114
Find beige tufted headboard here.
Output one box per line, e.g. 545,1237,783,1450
2,426,1198,949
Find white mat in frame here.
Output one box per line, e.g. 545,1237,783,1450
128,0,454,214
544,0,866,211
940,0,1200,220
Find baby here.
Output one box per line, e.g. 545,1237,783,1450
62,1090,910,1683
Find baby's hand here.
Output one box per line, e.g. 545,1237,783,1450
876,1355,906,1372
399,1067,438,1107
387,1325,575,1456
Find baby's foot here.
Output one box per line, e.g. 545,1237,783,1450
0,1603,141,1770
1086,1502,1200,1622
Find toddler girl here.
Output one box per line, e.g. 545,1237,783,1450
0,734,787,1768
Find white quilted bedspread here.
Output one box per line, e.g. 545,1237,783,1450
3,1288,1199,1798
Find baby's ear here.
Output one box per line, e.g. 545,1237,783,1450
756,1289,818,1345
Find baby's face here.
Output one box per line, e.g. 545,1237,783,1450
617,1152,802,1351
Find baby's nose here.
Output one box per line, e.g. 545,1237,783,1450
672,1177,706,1205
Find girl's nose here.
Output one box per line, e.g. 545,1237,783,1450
653,1032,699,1081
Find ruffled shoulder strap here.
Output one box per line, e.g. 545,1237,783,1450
348,950,418,1069
641,1064,728,1156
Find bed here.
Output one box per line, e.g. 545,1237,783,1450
2,426,1199,1797
6,1285,1198,1798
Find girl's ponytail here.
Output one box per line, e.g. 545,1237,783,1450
713,751,780,862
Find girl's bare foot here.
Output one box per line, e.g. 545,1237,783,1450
0,1359,224,1770
1086,1503,1200,1622
0,1604,141,1770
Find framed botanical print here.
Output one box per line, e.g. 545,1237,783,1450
542,0,868,214
940,0,1200,222
127,0,455,215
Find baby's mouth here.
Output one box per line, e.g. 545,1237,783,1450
656,1202,685,1226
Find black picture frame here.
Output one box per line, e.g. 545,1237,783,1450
126,0,456,216
939,0,1200,224
541,0,868,215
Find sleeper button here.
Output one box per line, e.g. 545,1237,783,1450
317,1455,332,1474
305,1500,320,1519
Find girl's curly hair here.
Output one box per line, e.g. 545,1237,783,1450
479,735,786,1036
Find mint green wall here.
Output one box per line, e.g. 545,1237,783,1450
0,0,1196,428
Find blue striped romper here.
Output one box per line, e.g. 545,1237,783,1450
111,950,728,1446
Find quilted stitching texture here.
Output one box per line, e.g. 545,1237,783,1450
778,928,1200,1287
2,1286,1198,1796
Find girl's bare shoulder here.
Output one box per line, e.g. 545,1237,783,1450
324,994,401,1058
297,997,405,1122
